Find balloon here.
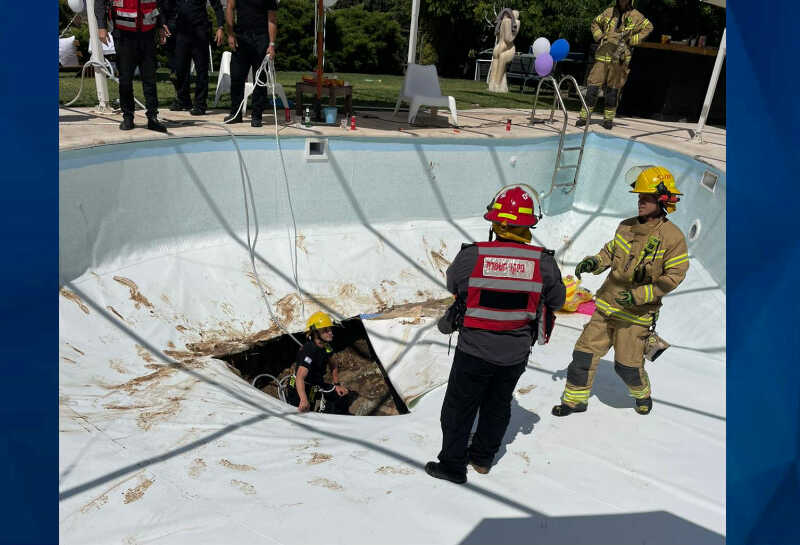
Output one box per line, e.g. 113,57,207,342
68,0,86,13
535,53,554,76
550,39,570,62
531,37,551,58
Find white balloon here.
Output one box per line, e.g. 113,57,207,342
532,37,551,58
67,0,86,14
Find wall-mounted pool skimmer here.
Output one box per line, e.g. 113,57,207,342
305,138,329,161
699,170,718,193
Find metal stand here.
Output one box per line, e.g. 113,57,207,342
530,75,591,199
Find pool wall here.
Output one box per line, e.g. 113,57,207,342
60,133,725,290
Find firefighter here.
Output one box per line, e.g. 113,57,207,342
577,0,653,130
95,0,169,132
286,312,351,415
552,166,689,417
164,0,226,115
426,186,566,484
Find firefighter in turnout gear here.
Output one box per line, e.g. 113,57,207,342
577,0,653,130
95,0,169,132
426,186,566,484
552,166,689,417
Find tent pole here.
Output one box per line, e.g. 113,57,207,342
85,0,110,112
407,0,420,66
693,27,726,143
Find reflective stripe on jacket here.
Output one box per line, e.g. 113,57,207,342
463,241,544,331
590,217,689,325
591,6,653,64
111,0,160,32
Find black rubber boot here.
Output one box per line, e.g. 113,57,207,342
250,114,263,128
190,105,206,116
425,462,466,484
602,119,614,130
119,116,134,131
575,118,587,127
635,397,653,415
551,402,588,417
147,116,167,133
170,100,191,111
224,112,243,124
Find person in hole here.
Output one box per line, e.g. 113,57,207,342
426,185,566,484
287,312,352,414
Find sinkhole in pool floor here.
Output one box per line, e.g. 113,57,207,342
220,317,409,416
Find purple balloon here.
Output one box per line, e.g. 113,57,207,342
535,53,554,76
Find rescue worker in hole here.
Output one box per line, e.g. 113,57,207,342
426,186,566,484
287,312,352,415
552,166,689,417
577,0,653,130
95,0,169,132
163,0,226,115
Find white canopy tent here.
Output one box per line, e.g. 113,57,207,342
694,0,726,142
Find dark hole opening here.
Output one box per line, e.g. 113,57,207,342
308,141,325,155
219,317,409,416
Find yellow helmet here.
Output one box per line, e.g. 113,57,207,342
306,311,334,331
626,165,682,213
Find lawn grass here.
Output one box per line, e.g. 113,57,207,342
59,69,582,112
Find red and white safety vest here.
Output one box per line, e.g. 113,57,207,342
111,0,160,32
463,241,544,332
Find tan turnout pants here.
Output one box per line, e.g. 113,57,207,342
560,312,651,407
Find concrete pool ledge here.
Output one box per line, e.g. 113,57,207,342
58,106,726,172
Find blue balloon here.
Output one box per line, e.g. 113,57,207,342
550,39,570,62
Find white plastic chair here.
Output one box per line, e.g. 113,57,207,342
393,63,458,126
214,50,289,115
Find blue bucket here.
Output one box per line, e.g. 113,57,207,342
323,106,338,124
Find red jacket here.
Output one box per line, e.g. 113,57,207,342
111,0,160,32
463,241,544,332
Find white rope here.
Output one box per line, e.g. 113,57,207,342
62,58,146,111
60,13,80,38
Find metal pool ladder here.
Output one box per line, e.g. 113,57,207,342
529,75,591,200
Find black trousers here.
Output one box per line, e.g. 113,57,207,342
164,34,180,95
114,29,159,118
174,24,211,108
286,383,351,415
438,348,526,474
230,31,269,117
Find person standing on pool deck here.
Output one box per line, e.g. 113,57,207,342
224,0,277,127
577,0,653,130
425,185,566,485
95,0,169,132
552,165,689,417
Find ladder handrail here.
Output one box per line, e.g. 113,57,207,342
554,75,591,195
531,75,592,201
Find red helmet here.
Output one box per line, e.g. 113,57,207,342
484,186,540,227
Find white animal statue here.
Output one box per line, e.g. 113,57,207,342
487,8,520,93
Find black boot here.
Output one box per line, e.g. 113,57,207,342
170,100,191,111
635,397,653,415
602,119,613,130
224,112,243,124
190,105,206,116
425,462,466,484
551,402,588,417
147,115,167,133
250,113,263,128
119,116,134,131
575,118,587,127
